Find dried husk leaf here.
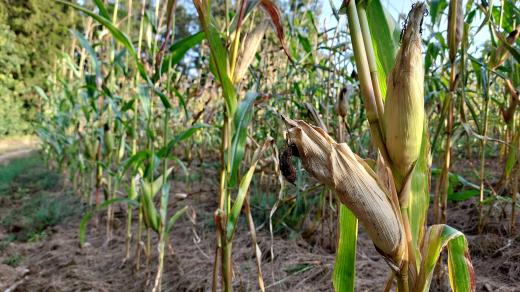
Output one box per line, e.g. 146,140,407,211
283,117,405,269
233,20,269,82
383,3,425,183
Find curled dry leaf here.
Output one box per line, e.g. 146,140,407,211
260,0,293,62
234,20,270,83
282,116,405,270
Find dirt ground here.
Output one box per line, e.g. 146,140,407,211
0,152,519,292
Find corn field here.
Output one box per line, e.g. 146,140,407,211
0,0,519,291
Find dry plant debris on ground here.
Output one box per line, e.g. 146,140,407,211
0,154,519,292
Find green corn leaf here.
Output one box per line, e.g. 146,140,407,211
142,167,173,200
333,205,358,292
141,188,160,232
121,99,135,112
228,92,258,188
123,149,151,174
448,235,475,292
504,123,520,178
429,0,448,26
166,206,189,233
226,139,272,240
362,0,400,98
297,33,312,54
159,31,205,77
153,87,173,109
157,124,208,157
79,198,139,246
193,0,237,116
408,122,431,264
227,160,257,240
448,189,480,202
34,86,49,101
56,0,149,83
159,183,171,228
72,29,101,78
92,0,110,19
416,224,475,292
173,88,189,121
57,1,134,57
138,84,151,120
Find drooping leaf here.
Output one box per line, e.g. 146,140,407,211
416,224,475,292
259,0,293,61
447,235,475,292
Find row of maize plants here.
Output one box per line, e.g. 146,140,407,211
35,0,518,291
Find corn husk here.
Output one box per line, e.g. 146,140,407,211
233,20,269,83
283,116,405,269
383,3,425,182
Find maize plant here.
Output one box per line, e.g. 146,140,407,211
25,0,520,290
51,0,208,291
281,2,475,291
192,0,291,290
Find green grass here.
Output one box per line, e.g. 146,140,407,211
0,154,83,242
0,155,42,193
2,253,22,267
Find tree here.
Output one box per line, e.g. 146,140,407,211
0,0,78,136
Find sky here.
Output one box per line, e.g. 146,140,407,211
318,0,490,49
320,0,417,27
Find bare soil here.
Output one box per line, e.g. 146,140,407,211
0,153,519,292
